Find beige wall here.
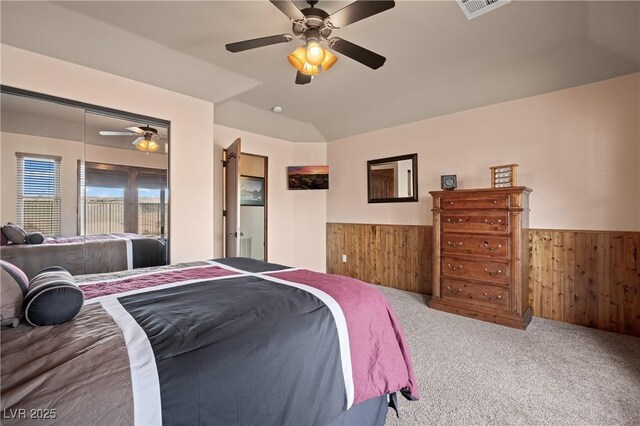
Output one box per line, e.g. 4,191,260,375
1,45,215,262
1,131,167,236
328,73,640,232
214,125,327,271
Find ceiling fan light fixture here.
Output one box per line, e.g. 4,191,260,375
287,47,307,72
305,41,325,66
320,49,338,71
300,62,320,76
135,135,160,153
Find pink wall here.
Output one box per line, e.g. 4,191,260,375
1,45,215,262
214,125,327,271
327,73,640,232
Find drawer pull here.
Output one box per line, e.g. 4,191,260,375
447,218,463,223
448,201,455,205
483,219,502,225
447,263,463,271
484,268,503,275
447,241,463,248
447,286,463,294
483,293,502,301
492,200,498,204
483,242,502,251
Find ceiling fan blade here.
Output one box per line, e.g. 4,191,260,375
269,0,305,21
99,131,135,136
295,71,312,85
132,137,144,146
329,37,386,69
328,1,395,28
126,126,144,134
226,34,292,53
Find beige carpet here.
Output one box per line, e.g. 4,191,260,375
379,286,640,426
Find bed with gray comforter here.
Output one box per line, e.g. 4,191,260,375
0,257,418,425
0,233,166,279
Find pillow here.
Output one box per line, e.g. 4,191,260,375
0,230,8,246
26,232,45,245
0,260,29,327
24,267,84,326
2,223,27,245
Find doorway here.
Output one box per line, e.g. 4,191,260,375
224,139,268,261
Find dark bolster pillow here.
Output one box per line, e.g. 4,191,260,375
0,260,29,327
2,223,27,245
24,267,84,326
26,232,45,245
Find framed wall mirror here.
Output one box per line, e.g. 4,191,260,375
0,86,169,278
367,153,418,203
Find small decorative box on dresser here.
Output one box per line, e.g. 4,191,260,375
429,187,532,329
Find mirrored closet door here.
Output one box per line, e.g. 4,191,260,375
83,112,168,273
0,92,86,278
0,88,170,278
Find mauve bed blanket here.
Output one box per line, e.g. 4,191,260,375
0,258,418,425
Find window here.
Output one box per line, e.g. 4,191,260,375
82,162,167,237
16,153,62,236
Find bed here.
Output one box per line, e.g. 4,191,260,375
0,233,166,279
1,257,418,425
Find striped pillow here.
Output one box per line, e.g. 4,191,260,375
0,260,29,327
24,267,84,326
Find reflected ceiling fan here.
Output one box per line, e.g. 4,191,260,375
99,126,167,154
225,0,395,85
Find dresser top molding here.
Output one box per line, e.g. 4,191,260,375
429,186,532,196
430,187,532,212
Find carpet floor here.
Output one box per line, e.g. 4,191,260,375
378,286,640,426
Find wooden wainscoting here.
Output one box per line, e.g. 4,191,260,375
529,229,639,337
327,223,640,337
326,223,432,294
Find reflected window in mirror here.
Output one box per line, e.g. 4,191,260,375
367,153,418,203
82,162,167,238
16,153,62,236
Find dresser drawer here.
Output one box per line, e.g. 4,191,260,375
441,234,509,259
441,256,510,285
442,210,509,234
441,278,510,311
441,196,508,210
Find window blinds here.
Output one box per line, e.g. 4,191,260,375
16,154,62,236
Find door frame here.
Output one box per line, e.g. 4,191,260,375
223,149,268,261
241,152,268,261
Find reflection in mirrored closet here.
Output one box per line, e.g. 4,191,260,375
0,88,169,278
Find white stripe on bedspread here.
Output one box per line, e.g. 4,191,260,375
209,261,355,409
113,235,134,270
101,298,162,426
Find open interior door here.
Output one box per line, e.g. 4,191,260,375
224,138,241,257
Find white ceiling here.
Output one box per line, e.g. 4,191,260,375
2,1,639,142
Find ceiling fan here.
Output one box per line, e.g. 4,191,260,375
99,125,167,153
225,0,395,85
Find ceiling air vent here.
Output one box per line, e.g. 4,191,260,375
457,0,511,20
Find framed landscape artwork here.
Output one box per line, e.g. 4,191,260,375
240,175,265,206
288,166,329,190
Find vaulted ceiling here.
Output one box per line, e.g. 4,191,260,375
2,1,639,142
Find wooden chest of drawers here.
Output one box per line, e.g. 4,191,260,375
428,187,532,329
